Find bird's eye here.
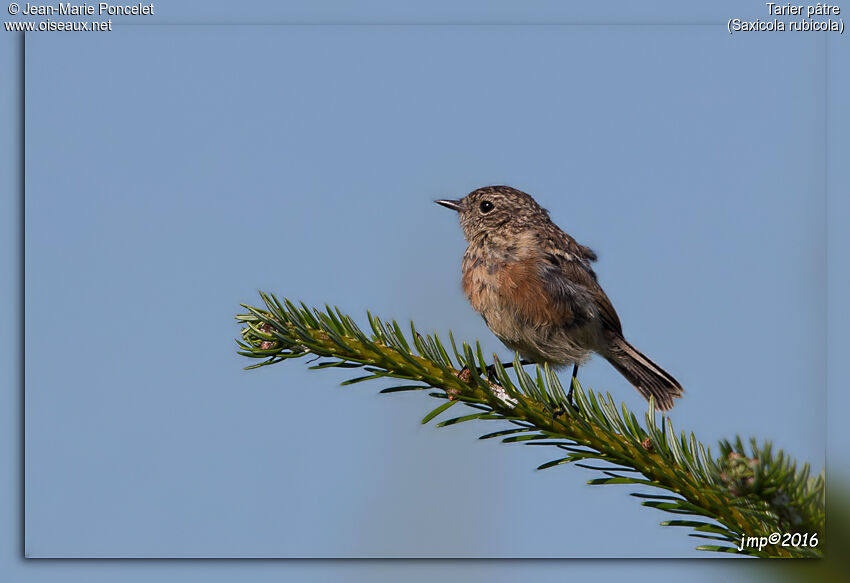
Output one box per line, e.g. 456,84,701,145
479,200,494,213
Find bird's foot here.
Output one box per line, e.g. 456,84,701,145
457,361,531,384
456,365,472,383
457,364,495,382
485,359,532,380
552,395,581,419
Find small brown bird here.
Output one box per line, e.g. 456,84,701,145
436,185,683,410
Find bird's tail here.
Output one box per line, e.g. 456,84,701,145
604,335,683,411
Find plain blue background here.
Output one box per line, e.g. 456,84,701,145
3,0,848,579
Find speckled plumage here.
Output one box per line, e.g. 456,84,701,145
437,185,683,410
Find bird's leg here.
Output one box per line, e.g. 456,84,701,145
457,359,533,390
485,359,533,381
551,364,579,418
566,364,579,407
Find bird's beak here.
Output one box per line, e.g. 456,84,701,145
435,199,463,212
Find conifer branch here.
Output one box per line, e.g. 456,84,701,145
235,292,824,558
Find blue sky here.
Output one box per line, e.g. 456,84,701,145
2,0,848,580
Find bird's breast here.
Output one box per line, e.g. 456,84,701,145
461,246,503,319
461,239,558,338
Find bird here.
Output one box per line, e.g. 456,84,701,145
436,185,683,411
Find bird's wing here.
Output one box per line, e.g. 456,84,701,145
538,249,623,335
576,243,598,262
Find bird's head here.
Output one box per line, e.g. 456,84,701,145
435,185,550,241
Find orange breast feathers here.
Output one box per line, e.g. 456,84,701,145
462,253,575,328
498,258,575,327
